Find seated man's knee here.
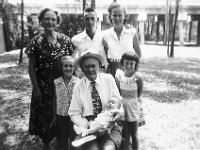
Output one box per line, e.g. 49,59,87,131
102,139,115,150
79,140,98,150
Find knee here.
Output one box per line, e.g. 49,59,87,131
102,140,116,150
103,145,115,150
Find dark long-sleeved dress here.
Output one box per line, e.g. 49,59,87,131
25,32,74,143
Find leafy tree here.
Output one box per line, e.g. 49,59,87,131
0,2,21,51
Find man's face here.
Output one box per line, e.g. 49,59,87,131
84,12,97,32
82,57,100,81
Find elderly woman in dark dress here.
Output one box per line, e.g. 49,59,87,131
25,8,74,150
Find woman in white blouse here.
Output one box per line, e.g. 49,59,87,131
104,2,142,77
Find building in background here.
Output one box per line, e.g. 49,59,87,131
4,0,200,46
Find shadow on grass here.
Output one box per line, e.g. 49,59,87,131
143,89,189,103
0,122,43,150
140,57,200,103
0,54,19,64
0,76,31,92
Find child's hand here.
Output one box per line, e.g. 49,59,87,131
109,111,120,123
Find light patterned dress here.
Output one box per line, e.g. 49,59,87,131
54,76,79,116
115,69,140,122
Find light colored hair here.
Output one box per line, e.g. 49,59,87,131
109,97,121,109
107,2,127,24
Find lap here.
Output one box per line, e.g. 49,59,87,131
78,135,115,150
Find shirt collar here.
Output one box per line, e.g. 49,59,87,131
111,26,132,35
57,75,77,86
85,74,101,88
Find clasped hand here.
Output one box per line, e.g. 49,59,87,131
109,110,121,124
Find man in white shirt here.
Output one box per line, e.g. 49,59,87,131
68,50,123,150
71,8,107,69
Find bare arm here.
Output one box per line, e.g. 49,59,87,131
136,75,143,99
133,34,142,58
28,56,41,100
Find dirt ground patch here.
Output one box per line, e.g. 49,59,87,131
139,98,200,150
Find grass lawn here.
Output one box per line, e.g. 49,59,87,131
0,52,200,150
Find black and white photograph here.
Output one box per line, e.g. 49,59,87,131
0,0,200,150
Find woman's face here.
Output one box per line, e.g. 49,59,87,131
110,6,125,27
42,10,57,31
62,57,75,78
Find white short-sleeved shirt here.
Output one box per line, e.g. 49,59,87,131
68,73,122,126
72,29,107,64
103,27,137,60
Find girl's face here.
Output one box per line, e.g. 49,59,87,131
122,59,136,76
61,58,75,78
110,6,125,27
42,10,57,31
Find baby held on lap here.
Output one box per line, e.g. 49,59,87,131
74,97,122,136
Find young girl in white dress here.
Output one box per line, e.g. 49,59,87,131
115,51,143,150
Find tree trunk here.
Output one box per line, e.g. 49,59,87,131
169,0,179,58
83,0,86,12
167,0,172,56
197,21,200,45
91,0,95,9
18,0,24,64
164,0,170,45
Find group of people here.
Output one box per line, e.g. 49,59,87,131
25,2,143,150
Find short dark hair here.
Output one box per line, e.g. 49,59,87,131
38,8,62,24
120,51,140,70
84,7,97,19
108,2,127,24
84,7,96,14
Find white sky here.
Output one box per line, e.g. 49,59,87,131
7,0,198,7
8,0,166,5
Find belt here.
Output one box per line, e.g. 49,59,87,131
108,58,121,62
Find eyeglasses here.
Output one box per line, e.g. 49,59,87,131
83,65,97,70
43,17,57,22
63,64,75,69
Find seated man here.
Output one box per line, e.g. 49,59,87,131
68,49,123,150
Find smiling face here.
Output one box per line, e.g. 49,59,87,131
84,11,97,33
61,57,75,78
42,10,57,31
82,57,100,81
107,99,120,110
122,59,136,77
110,6,125,27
